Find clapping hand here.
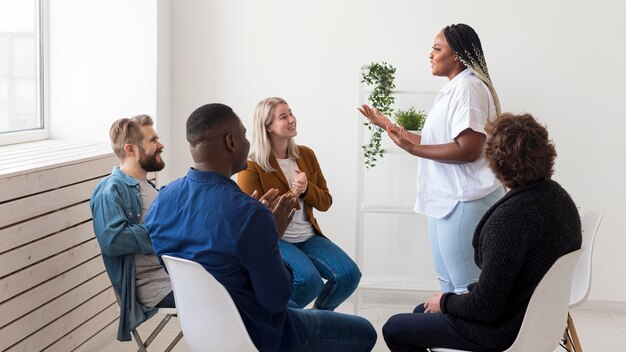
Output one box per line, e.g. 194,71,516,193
250,188,295,237
251,188,280,208
292,170,308,197
271,194,296,237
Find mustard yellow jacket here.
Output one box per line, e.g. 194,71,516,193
237,145,332,236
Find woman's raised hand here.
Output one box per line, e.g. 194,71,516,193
386,122,412,149
292,170,308,197
357,104,392,129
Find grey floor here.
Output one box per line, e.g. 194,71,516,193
101,290,626,352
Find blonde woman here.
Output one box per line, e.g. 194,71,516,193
238,97,360,311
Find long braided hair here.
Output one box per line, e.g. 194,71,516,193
444,23,501,116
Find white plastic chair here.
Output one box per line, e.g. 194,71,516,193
431,248,583,352
562,210,604,352
162,255,258,352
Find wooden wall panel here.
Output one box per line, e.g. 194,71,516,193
0,221,94,277
5,289,117,352
0,239,101,302
0,256,105,328
0,178,101,228
45,305,119,352
0,273,111,351
0,141,119,351
73,320,118,352
0,202,92,254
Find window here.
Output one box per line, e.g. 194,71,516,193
0,0,46,145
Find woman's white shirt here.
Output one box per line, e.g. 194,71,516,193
276,157,317,243
414,69,502,219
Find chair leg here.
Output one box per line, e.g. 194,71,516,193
132,329,148,352
568,313,583,352
164,331,185,352
132,314,182,352
142,314,174,348
562,328,573,351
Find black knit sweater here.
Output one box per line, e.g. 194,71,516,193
440,179,582,351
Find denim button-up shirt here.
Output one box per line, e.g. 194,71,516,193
90,167,158,341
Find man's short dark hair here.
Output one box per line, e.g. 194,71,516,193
484,113,556,188
186,103,239,147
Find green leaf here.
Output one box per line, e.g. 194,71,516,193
361,60,396,168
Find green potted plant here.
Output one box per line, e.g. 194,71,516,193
394,107,426,132
361,61,396,168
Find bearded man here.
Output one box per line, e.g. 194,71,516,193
90,115,174,341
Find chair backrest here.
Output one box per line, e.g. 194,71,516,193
431,249,583,352
162,255,258,352
505,248,583,352
570,210,603,307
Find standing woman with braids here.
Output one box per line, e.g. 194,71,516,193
358,23,504,294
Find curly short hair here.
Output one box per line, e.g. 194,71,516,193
186,103,238,147
484,113,556,188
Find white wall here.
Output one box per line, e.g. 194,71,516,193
48,0,177,183
45,0,626,303
48,0,158,142
167,0,626,302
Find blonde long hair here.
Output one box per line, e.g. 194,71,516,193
249,97,300,172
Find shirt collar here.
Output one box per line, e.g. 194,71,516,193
186,167,238,187
111,167,140,187
440,68,472,94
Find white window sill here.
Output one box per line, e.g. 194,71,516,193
0,139,112,179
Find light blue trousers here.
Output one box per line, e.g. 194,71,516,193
428,187,504,293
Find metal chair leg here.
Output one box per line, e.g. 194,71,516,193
143,314,174,348
132,313,182,352
164,331,185,352
132,329,148,352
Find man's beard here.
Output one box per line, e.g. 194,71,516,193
138,147,165,172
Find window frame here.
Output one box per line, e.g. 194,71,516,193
0,0,48,146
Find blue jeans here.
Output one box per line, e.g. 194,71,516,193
290,305,377,352
382,304,497,352
279,235,361,311
428,187,504,293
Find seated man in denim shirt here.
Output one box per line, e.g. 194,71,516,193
90,115,174,341
145,103,377,352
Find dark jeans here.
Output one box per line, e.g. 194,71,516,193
383,304,497,352
290,305,377,352
155,290,176,308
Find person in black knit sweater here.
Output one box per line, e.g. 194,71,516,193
383,113,582,352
